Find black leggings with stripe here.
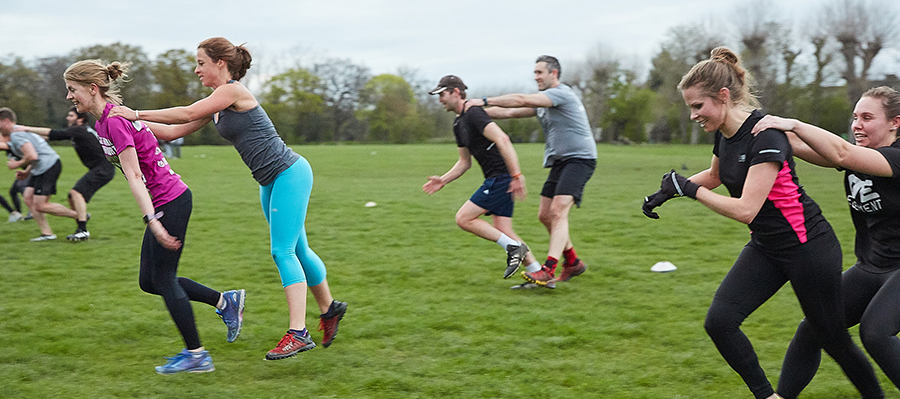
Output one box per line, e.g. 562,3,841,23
705,230,883,399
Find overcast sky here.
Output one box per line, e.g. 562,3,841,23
2,0,897,94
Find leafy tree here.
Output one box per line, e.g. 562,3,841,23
260,67,325,143
398,66,454,142
149,49,223,145
33,55,76,127
70,43,153,109
600,71,656,143
150,49,207,108
358,74,421,143
0,56,44,125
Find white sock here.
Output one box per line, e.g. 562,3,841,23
216,294,225,310
524,262,541,273
496,233,518,249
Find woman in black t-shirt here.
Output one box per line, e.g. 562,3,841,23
642,47,883,399
753,86,900,398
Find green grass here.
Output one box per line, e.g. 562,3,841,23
0,143,894,398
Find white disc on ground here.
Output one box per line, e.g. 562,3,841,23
651,261,677,273
364,201,377,207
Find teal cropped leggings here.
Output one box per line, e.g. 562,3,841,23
260,157,326,287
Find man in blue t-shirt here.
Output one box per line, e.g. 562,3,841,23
423,75,548,288
476,56,597,286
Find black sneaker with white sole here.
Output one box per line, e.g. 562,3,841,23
504,243,529,279
67,229,90,241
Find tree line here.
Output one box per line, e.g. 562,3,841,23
1,0,897,146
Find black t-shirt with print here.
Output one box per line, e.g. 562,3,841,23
845,139,900,272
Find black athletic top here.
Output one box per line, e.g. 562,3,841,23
454,106,508,179
48,126,110,169
713,110,831,250
846,139,900,273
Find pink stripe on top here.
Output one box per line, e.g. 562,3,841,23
768,160,808,243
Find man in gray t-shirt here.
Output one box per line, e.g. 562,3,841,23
0,107,79,241
478,56,597,288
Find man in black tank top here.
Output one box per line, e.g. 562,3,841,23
423,75,546,288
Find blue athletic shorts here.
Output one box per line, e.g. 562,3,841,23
469,174,514,217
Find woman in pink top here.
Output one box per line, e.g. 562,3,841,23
64,59,245,375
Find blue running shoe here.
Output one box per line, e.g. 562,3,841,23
216,289,245,343
155,349,214,375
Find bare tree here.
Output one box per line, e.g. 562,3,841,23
566,44,619,141
313,58,371,141
732,1,798,112
827,0,899,103
648,20,725,143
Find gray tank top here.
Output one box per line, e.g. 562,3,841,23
214,104,300,186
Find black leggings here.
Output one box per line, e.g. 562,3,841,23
138,189,220,350
9,178,25,213
705,231,882,399
779,265,900,398
0,194,13,213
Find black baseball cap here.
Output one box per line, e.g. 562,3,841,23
429,75,467,95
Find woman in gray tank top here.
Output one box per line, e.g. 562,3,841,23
111,37,347,360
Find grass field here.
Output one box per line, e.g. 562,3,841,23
0,143,896,398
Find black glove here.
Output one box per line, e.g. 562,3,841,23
661,169,700,199
642,190,667,219
641,169,701,219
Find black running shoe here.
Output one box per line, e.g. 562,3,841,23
504,243,528,279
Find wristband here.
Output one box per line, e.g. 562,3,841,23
135,109,140,119
482,97,488,107
143,211,164,225
512,173,522,180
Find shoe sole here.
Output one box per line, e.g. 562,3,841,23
510,281,556,290
156,365,215,375
510,282,538,289
265,343,316,360
321,302,347,348
521,271,550,286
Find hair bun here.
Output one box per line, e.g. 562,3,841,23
710,47,739,66
235,44,252,77
106,62,127,80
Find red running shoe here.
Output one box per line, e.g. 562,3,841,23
265,331,316,360
522,267,555,286
557,259,587,282
318,300,348,348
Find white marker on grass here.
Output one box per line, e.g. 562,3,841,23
651,261,677,273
